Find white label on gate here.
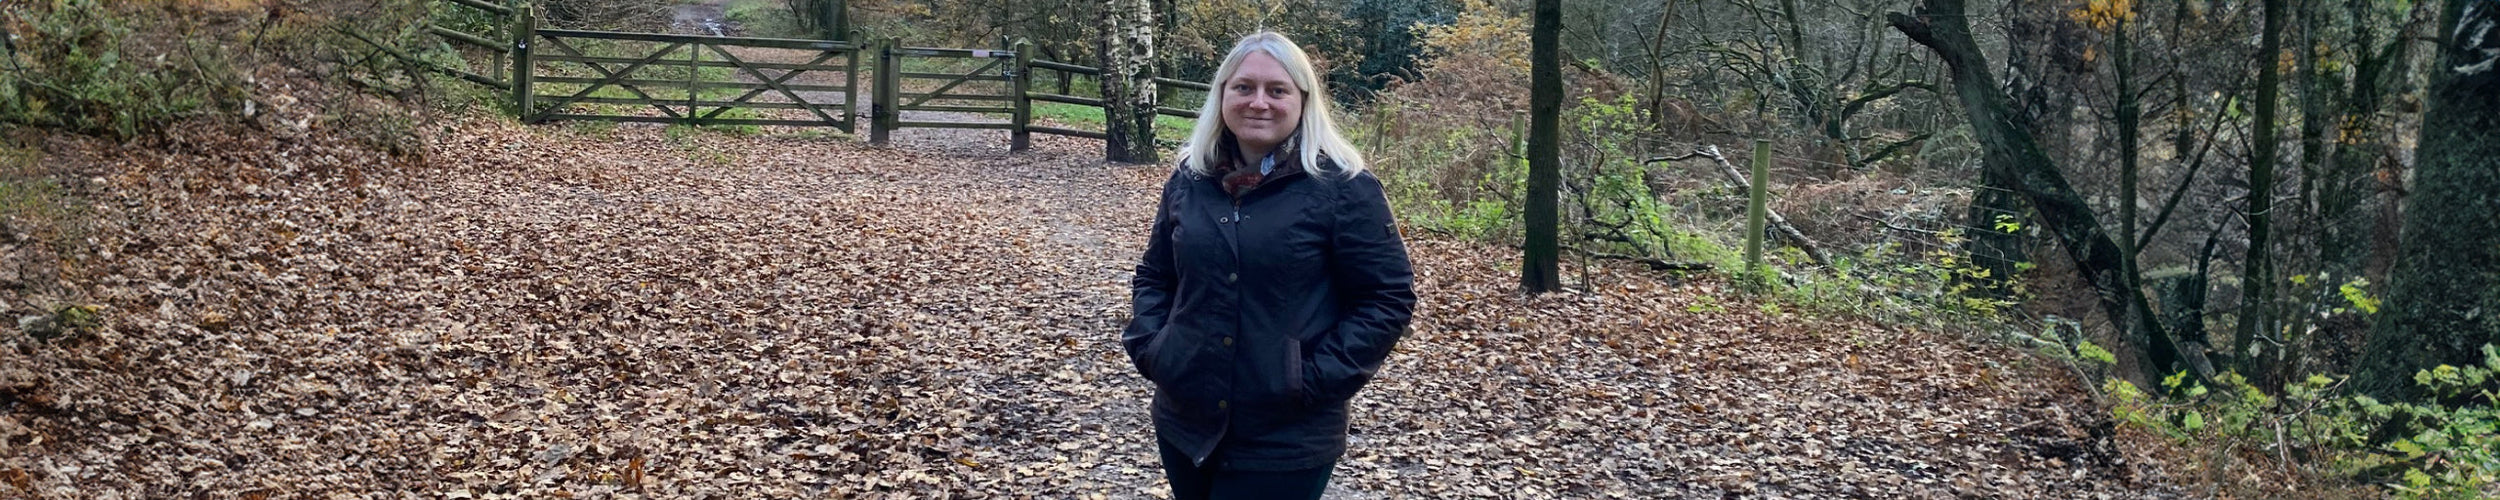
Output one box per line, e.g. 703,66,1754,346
973,50,991,58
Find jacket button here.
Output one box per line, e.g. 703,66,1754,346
1223,337,1234,346
1226,273,1238,283
1217,400,1229,410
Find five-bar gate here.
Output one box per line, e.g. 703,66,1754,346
413,2,1206,153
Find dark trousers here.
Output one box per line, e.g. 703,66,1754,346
1157,436,1335,500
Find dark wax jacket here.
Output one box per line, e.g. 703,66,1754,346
1123,154,1417,471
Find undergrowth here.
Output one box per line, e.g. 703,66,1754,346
2093,347,2500,498
0,0,251,139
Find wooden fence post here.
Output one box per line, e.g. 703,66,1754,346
685,39,702,122
1011,39,1032,152
844,29,862,134
510,1,535,120
870,38,897,145
1745,139,1771,289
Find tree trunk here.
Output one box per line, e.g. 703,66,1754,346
1097,0,1158,164
2115,9,2143,379
2296,0,2326,257
1521,0,1563,294
1888,0,2191,383
2234,0,2285,387
2354,0,2500,402
2320,0,2432,288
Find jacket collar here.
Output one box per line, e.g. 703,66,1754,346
1211,146,1307,199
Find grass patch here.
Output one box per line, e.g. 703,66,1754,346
0,146,79,227
0,141,92,267
1030,102,1192,141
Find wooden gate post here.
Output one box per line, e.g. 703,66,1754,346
844,29,862,134
870,38,898,145
684,40,703,122
1010,39,1033,152
510,1,536,120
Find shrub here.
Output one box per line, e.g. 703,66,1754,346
2096,346,2500,498
0,0,248,138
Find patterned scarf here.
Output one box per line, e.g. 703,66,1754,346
1213,135,1298,199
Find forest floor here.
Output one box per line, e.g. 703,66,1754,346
0,107,2219,498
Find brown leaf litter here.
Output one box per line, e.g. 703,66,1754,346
0,116,2189,498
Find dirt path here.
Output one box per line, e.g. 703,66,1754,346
670,1,733,36
0,112,2194,498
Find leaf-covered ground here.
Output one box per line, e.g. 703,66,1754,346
1,115,2192,498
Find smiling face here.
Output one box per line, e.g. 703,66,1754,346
1219,50,1305,160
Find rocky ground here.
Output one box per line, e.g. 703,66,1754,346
0,113,2192,498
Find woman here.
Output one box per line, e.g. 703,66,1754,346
1122,31,1417,500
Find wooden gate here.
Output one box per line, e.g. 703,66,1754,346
866,40,1023,145
520,30,863,131
425,0,520,90
400,2,1211,154
1020,57,1210,140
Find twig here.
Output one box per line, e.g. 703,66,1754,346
1855,213,1942,235
1643,151,1708,164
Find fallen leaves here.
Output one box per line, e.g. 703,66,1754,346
0,107,2195,498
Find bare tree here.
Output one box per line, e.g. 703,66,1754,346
1521,0,1562,294
1889,0,2196,384
1099,0,1158,163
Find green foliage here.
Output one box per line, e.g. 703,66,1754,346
1771,225,2030,326
1411,198,1513,241
2101,346,2500,498
1028,102,1191,144
0,0,248,138
1991,214,2023,234
2077,340,2119,366
427,0,504,37
1928,228,2024,316
2340,278,2381,315
725,0,808,39
20,303,104,342
1563,95,1692,264
1356,97,1526,242
1686,294,1727,314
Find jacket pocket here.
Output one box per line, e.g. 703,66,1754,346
1142,327,1175,383
1283,337,1306,405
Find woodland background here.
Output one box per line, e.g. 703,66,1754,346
0,0,2496,496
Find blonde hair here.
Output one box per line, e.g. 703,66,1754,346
1178,31,1368,179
